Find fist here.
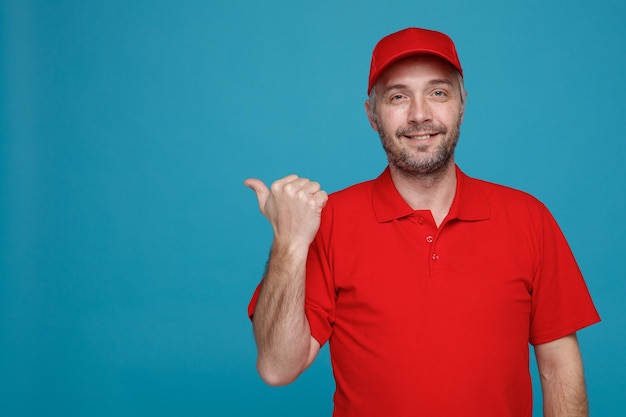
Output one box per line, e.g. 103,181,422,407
244,175,328,247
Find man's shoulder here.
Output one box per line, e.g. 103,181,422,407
462,172,549,216
328,177,378,203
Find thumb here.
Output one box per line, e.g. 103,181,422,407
243,178,270,213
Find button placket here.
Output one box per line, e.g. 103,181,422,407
412,211,442,269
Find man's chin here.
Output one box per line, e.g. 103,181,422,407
392,154,454,176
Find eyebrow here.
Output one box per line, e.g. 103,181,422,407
427,78,455,87
382,79,455,94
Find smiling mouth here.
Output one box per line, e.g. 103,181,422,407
398,124,446,141
405,133,438,140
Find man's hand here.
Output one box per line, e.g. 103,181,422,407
244,175,328,249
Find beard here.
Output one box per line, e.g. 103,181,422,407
376,117,462,177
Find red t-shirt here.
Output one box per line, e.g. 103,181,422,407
249,166,600,417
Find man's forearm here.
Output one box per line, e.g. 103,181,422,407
541,367,588,417
253,241,314,386
536,334,589,417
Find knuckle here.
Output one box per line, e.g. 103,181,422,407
284,183,298,195
270,181,284,193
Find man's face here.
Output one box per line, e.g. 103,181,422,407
367,55,465,177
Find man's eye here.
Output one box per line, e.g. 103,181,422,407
390,94,405,101
433,90,446,97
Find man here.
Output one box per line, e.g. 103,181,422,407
244,28,600,417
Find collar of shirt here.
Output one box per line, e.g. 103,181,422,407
372,165,491,223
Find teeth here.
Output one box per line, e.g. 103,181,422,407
413,134,431,140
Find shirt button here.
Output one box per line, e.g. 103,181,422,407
426,235,434,243
432,253,439,261
417,217,424,225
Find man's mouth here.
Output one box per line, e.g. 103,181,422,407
398,125,445,141
404,132,438,140
410,133,435,140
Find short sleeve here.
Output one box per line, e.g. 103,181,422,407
529,206,600,345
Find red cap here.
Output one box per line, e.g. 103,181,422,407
368,28,463,94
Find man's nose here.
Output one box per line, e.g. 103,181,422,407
407,97,432,124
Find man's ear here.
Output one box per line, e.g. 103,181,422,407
365,99,379,132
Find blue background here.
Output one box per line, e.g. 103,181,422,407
1,0,624,415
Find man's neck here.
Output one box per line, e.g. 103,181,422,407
389,162,457,227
